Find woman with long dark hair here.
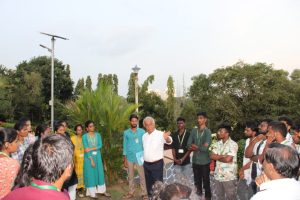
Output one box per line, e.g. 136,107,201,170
70,124,85,197
83,120,110,198
0,128,20,199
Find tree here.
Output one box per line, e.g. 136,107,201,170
97,73,119,94
66,82,137,183
74,78,85,97
189,61,299,140
12,56,74,122
0,65,14,120
166,76,175,130
85,76,92,91
12,72,45,122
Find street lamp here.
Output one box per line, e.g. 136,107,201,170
39,32,68,131
132,65,141,113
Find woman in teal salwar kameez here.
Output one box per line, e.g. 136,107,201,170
83,120,110,198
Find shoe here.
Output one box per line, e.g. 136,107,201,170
196,189,203,196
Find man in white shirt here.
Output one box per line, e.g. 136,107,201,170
251,143,300,200
142,116,172,197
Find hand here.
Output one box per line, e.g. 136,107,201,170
91,159,95,168
190,144,199,151
85,148,92,152
124,157,128,168
174,159,181,165
255,173,270,187
239,169,245,180
163,131,171,140
266,132,275,144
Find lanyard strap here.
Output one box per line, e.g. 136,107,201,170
31,182,59,191
196,128,204,141
178,130,186,147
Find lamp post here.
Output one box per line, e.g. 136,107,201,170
39,32,68,131
132,65,141,113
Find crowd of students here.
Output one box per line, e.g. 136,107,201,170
0,113,300,200
0,118,110,200
122,113,300,200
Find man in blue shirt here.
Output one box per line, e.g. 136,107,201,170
123,114,148,200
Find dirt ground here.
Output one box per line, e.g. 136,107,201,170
79,182,143,200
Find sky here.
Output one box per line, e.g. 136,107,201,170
1,0,300,96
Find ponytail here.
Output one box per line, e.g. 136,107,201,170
13,144,34,189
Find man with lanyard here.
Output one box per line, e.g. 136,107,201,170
210,122,238,200
122,114,148,200
187,112,212,200
171,117,191,179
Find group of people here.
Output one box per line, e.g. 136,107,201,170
0,118,110,200
0,113,300,200
122,113,300,200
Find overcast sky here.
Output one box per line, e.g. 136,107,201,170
1,0,300,96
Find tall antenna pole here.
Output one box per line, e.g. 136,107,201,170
40,32,68,131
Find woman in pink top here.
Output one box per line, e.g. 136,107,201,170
0,128,20,199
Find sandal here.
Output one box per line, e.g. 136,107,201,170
142,195,149,200
122,193,134,199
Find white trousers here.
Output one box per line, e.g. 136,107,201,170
86,184,106,198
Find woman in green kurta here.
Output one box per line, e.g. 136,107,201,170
83,120,110,198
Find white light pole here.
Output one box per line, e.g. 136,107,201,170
40,32,68,131
132,65,141,113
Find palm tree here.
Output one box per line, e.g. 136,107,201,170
66,82,138,183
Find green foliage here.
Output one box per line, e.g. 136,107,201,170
237,139,246,170
0,65,14,120
9,56,74,122
179,99,197,129
97,73,118,94
66,82,137,184
188,61,300,140
85,75,92,91
166,76,175,130
74,78,85,98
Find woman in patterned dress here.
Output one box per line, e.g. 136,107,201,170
0,128,20,199
70,124,85,197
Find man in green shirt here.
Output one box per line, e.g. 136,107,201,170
187,112,212,200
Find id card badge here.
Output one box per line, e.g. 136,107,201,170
79,154,84,158
178,149,184,153
135,138,139,144
92,151,97,155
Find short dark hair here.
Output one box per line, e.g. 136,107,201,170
85,120,94,128
14,118,28,131
0,128,18,150
74,124,84,133
246,121,259,133
261,118,273,125
265,143,299,179
218,122,232,134
292,121,300,132
197,112,207,118
129,114,138,121
14,134,74,188
176,117,185,123
269,121,287,137
152,181,192,200
278,116,293,126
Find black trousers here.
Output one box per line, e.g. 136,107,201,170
193,163,211,198
143,159,164,196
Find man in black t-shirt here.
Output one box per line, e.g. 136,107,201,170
171,117,192,179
